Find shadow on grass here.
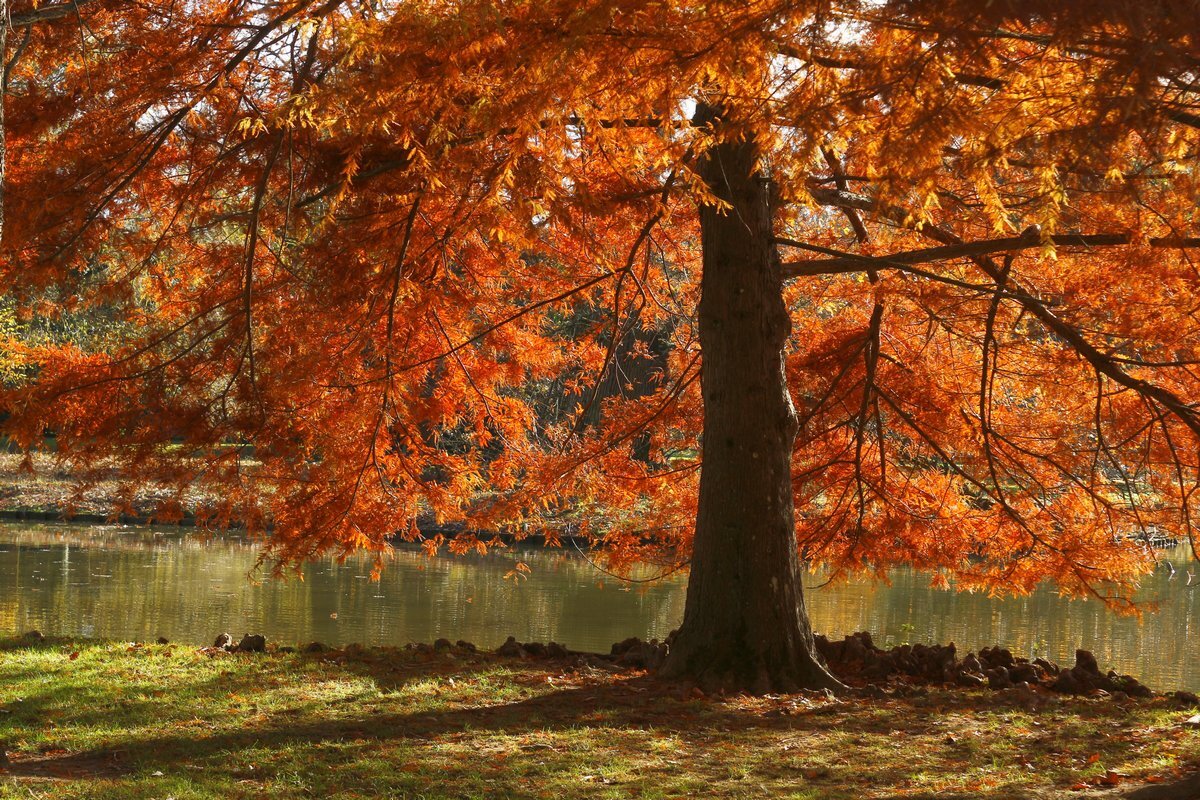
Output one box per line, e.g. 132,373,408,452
2,640,1196,799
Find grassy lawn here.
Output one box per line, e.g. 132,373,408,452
0,637,1197,799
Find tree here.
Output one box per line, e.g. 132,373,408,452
3,0,1200,691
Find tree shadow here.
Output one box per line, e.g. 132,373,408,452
2,643,1191,799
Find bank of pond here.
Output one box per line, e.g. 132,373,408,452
0,522,1196,691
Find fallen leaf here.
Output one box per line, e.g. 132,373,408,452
1101,771,1126,786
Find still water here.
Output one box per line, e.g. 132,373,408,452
0,524,1197,690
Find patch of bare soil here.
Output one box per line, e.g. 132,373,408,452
2,748,129,782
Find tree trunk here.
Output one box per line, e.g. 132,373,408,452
660,115,841,694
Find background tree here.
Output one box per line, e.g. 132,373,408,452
3,0,1200,691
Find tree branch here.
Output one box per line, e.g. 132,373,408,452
780,230,1200,277
779,41,1200,131
10,0,100,27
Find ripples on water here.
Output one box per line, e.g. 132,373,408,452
0,523,1196,690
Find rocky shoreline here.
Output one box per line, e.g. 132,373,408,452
811,631,1200,704
166,628,1200,707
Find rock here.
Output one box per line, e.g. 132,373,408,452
1129,682,1153,699
546,641,570,659
303,641,326,653
1009,663,1039,684
857,684,889,700
1113,675,1153,699
861,657,895,680
156,636,170,645
1044,650,1117,695
236,633,266,653
956,671,986,688
1170,690,1199,707
890,644,914,675
433,638,454,652
610,637,642,656
813,633,835,660
1033,657,1060,676
455,640,477,653
980,646,1015,669
926,643,957,681
578,654,623,672
1052,669,1084,694
496,636,526,658
987,666,1013,690
522,641,548,658
213,633,234,649
1184,714,1200,728
962,653,982,673
615,639,668,670
843,633,872,662
1074,649,1100,676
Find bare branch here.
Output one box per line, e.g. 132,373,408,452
10,0,99,27
780,230,1200,277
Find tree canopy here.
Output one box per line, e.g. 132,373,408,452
3,0,1200,686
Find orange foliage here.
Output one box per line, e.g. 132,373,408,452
2,0,1199,603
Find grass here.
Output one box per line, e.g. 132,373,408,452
0,637,1197,799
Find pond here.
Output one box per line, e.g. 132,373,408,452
0,523,1196,690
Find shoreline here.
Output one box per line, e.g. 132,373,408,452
0,508,594,548
0,453,603,545
10,627,1199,700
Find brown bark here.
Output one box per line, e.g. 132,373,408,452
659,113,841,693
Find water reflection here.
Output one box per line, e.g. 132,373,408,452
0,524,1196,690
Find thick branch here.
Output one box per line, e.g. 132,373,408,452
781,230,1200,277
10,0,99,26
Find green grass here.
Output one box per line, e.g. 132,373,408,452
0,637,1197,799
